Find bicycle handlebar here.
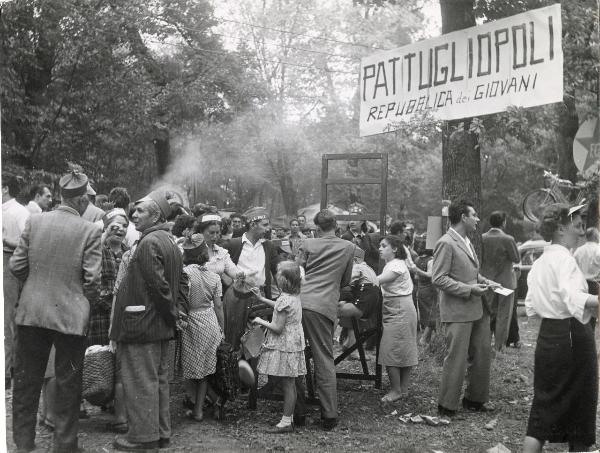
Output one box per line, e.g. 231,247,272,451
543,170,575,188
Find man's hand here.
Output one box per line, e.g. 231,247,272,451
470,283,489,296
486,280,502,290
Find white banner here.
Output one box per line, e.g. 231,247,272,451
359,4,563,137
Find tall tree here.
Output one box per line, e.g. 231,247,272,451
438,0,483,253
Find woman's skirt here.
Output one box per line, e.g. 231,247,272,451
526,317,597,446
378,294,418,367
181,309,222,380
417,284,438,328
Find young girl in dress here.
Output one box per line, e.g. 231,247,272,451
251,261,306,433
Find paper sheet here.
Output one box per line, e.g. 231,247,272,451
494,287,514,296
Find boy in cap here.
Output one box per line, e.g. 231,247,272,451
10,170,102,453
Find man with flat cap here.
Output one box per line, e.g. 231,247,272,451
10,171,102,453
110,190,188,452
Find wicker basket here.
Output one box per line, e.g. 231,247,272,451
82,345,115,406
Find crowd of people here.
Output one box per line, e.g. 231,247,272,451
2,171,599,453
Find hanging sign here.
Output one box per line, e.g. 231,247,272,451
359,4,563,137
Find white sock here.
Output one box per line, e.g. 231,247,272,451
276,415,293,428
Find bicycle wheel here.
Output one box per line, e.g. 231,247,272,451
522,189,558,223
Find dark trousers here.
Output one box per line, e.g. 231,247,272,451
13,325,87,453
506,298,520,346
4,251,21,379
295,310,337,419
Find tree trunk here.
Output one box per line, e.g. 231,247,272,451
439,0,483,255
554,95,579,182
153,127,170,177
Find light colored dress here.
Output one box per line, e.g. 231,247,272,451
257,293,306,377
181,264,223,380
378,259,418,367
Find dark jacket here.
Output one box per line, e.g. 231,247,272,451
481,228,520,290
223,236,278,299
341,230,381,273
110,223,188,343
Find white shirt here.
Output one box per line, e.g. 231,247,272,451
525,244,591,324
237,233,266,286
449,227,474,260
573,241,600,282
2,198,30,252
26,200,42,214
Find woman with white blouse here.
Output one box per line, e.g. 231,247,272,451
377,235,418,403
523,203,598,453
195,214,243,286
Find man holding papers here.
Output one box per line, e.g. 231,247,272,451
432,200,500,417
481,211,521,352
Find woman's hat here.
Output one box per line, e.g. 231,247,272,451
201,214,222,223
102,208,129,229
181,233,205,260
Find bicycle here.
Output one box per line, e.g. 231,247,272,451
521,171,586,223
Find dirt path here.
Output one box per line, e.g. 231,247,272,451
4,316,599,452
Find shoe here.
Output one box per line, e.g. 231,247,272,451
39,418,55,431
158,438,170,449
437,404,456,417
513,341,522,349
15,445,35,453
322,417,337,431
114,437,158,452
268,424,294,433
107,421,128,434
462,398,495,412
293,415,306,427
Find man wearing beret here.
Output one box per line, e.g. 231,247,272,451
10,171,102,453
110,190,188,452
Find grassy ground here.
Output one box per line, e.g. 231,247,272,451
5,315,599,452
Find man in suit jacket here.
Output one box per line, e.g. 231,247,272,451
222,207,279,299
481,211,520,352
294,210,354,430
341,219,380,272
432,200,500,417
9,171,102,453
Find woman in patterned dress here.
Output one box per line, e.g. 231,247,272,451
251,261,306,433
181,234,224,421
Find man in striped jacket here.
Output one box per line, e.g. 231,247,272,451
110,191,188,452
